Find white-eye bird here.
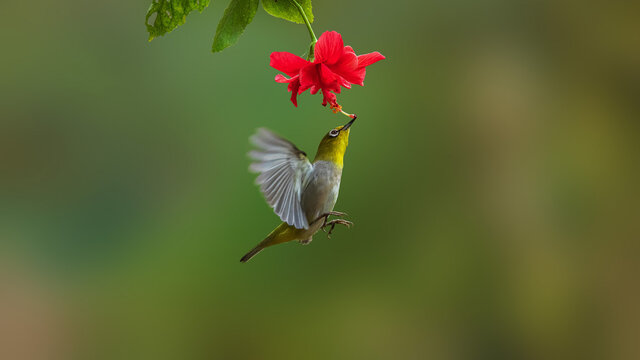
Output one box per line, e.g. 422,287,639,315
240,118,356,262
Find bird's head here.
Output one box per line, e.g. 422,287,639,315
314,117,356,167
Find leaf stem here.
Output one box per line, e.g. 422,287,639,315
289,0,317,60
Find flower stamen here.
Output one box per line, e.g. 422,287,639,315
340,109,357,119
328,103,356,119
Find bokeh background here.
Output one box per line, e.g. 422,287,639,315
1,0,639,359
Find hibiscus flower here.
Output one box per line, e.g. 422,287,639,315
270,31,385,109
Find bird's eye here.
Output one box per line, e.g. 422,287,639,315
329,129,339,137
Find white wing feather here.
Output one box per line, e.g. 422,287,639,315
249,128,313,229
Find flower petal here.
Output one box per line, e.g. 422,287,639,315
274,74,302,107
328,50,363,85
357,52,386,68
344,67,366,86
270,52,310,77
318,63,339,86
275,74,294,83
288,77,301,107
338,77,352,89
314,31,344,65
299,64,319,93
321,89,338,107
335,51,359,72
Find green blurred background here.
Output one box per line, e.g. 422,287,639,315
1,0,639,359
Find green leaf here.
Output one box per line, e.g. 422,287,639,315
262,0,313,24
146,0,211,41
211,0,259,53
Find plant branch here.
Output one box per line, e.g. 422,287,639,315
289,0,317,60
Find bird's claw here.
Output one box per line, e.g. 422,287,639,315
314,211,349,227
322,219,353,239
312,211,352,238
327,211,348,218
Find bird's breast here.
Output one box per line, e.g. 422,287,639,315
301,161,343,224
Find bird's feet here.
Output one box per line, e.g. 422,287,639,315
321,219,353,239
322,219,353,238
313,211,349,226
313,211,348,226
313,211,353,238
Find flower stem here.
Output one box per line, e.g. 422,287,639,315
289,0,317,60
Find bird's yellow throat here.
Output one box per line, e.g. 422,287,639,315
313,127,350,167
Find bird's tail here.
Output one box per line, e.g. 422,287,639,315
240,245,264,263
240,222,302,263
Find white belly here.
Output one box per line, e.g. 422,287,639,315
301,161,342,224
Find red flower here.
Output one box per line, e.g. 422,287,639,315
270,31,385,108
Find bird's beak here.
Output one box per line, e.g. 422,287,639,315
342,116,356,131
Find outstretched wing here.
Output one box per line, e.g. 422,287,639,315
249,128,313,229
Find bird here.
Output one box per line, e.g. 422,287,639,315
240,117,356,262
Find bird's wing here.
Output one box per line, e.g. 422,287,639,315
249,128,313,229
